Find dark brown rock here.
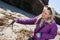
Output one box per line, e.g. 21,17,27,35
54,16,60,25
2,0,49,15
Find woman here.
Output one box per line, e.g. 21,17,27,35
15,6,57,40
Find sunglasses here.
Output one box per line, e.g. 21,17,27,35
47,7,52,14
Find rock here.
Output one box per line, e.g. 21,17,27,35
2,0,49,15
0,13,5,18
55,16,60,25
2,27,17,40
0,17,8,26
16,29,33,40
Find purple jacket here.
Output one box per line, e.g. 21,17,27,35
16,17,57,40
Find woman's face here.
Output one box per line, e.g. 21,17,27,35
41,7,52,19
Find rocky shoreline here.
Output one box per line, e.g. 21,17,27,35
0,1,60,40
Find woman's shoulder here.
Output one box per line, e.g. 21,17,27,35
51,20,56,25
50,20,57,28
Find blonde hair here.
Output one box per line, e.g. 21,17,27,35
35,5,56,27
48,5,55,21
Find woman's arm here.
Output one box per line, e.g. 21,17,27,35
16,17,37,24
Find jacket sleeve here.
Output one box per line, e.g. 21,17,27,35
41,23,57,39
16,17,37,24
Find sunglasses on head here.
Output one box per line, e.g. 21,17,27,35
47,7,52,14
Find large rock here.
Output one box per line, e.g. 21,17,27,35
2,0,49,15
55,15,60,25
